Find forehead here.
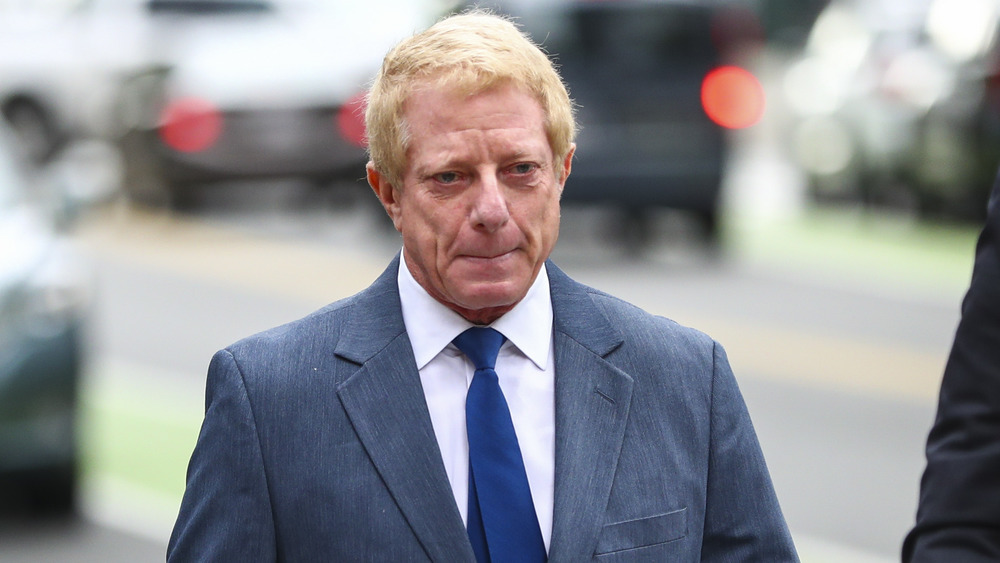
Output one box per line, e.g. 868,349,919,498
402,81,550,155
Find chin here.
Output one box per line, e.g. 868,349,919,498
458,294,518,314
448,286,523,322
460,281,527,307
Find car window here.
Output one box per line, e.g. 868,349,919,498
478,0,726,82
146,0,272,15
536,3,718,68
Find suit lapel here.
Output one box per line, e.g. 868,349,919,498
546,263,634,561
334,257,475,562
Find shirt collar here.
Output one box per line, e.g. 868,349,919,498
397,251,553,370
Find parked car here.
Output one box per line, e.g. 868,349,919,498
0,0,438,207
114,0,435,208
0,123,92,514
458,0,766,244
0,0,152,165
782,0,1000,221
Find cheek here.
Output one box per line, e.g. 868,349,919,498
404,199,465,254
530,194,562,237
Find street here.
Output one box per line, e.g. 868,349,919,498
1,165,975,561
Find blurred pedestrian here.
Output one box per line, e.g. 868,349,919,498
903,177,1000,561
167,10,797,562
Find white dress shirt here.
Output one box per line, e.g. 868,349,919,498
397,252,556,550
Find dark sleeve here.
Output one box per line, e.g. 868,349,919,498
700,342,800,562
167,349,277,562
903,183,1000,562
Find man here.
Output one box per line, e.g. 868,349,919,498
903,178,1000,561
168,11,797,562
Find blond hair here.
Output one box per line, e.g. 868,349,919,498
365,10,576,187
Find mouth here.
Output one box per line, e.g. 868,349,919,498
458,249,518,265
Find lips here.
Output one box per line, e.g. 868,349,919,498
459,249,517,263
466,249,513,259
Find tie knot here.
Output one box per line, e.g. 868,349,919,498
453,327,506,370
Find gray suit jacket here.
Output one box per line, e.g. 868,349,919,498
168,258,797,562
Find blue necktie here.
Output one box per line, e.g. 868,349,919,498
454,327,546,563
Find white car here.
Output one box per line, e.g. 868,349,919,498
0,0,151,163
0,0,439,207
112,0,438,207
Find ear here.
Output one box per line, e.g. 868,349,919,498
558,144,575,187
367,162,403,232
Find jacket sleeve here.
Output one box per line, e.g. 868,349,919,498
700,342,799,562
167,349,277,562
903,183,1000,562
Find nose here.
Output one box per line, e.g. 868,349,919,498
469,175,510,232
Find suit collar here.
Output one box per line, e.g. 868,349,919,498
547,260,624,357
396,252,553,371
335,257,619,364
333,254,407,365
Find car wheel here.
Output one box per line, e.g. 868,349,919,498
27,463,77,515
168,182,203,212
0,462,77,517
2,99,61,164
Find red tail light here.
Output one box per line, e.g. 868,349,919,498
337,92,367,147
701,66,765,129
159,97,222,153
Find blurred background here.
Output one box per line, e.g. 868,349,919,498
0,0,994,560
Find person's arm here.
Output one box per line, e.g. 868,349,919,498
700,342,800,562
903,184,1000,562
167,349,277,562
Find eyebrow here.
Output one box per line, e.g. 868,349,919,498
411,137,550,175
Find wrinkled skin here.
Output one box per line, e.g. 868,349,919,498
368,82,574,325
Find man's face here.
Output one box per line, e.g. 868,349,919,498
368,81,574,325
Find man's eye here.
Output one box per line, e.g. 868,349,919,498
511,163,536,175
434,172,460,184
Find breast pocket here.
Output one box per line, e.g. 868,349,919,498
594,507,688,556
